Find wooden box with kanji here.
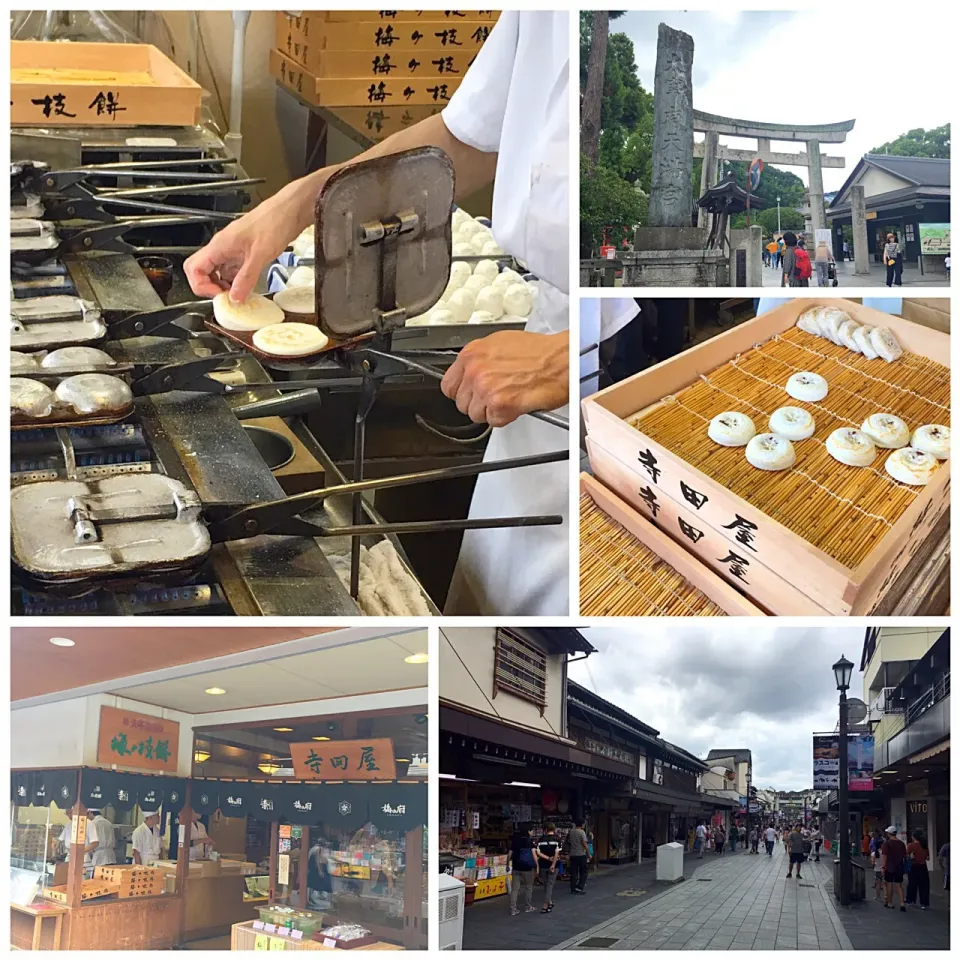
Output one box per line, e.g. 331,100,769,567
11,41,202,127
43,880,119,903
270,49,461,107
94,865,166,898
581,299,950,616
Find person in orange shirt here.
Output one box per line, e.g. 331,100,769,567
905,832,931,909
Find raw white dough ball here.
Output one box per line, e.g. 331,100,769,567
469,310,497,324
463,274,488,294
446,261,473,293
502,283,533,318
457,219,482,240
446,288,477,324
481,239,505,256
452,208,470,230
428,308,457,325
492,268,523,290
452,242,475,257
473,259,500,282
474,287,504,320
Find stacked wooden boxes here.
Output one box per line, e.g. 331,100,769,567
43,879,119,903
271,10,498,139
581,299,950,616
94,864,166,898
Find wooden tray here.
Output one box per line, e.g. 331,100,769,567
43,881,119,903
582,299,950,616
11,41,202,127
580,474,766,617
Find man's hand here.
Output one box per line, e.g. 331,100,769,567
440,330,568,427
184,177,317,302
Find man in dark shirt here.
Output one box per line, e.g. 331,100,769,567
786,824,805,879
882,826,908,911
509,823,537,916
534,822,561,913
567,819,590,894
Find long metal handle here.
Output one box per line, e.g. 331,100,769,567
97,177,265,199
97,195,241,222
81,157,239,171
322,515,562,537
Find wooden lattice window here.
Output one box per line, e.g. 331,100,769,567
493,628,548,713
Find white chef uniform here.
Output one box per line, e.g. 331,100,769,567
189,820,212,860
88,813,117,866
579,299,642,401
442,11,571,615
131,817,163,864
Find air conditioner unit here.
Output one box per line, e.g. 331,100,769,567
438,873,465,950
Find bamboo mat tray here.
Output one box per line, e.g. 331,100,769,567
579,474,766,616
628,324,949,570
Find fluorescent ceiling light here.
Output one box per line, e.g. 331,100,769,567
503,781,541,788
274,727,293,732
49,637,75,647
404,653,429,664
312,736,331,741
205,687,226,696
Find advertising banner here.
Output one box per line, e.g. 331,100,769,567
848,735,875,792
918,223,950,255
812,733,874,790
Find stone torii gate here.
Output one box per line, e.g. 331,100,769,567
693,111,856,232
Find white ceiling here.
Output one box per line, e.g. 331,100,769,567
108,630,428,714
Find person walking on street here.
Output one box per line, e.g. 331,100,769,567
729,823,739,853
786,824,805,880
884,233,903,287
509,823,538,916
695,821,707,859
842,240,850,261
906,831,931,910
782,231,812,288
938,841,950,891
882,826,908,911
714,826,726,856
749,825,759,854
534,823,561,914
567,819,590,895
764,824,777,856
808,824,823,863
871,832,885,900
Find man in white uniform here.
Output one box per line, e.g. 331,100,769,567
131,810,164,865
86,809,117,867
182,811,215,860
185,12,571,616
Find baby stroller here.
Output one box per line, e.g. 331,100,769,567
827,261,839,287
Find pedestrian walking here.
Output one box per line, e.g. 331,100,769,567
765,238,778,267
905,831,931,910
884,232,903,287
842,240,850,261
714,826,726,856
938,841,950,890
786,824,806,879
871,832,885,900
782,231,812,288
695,821,707,859
881,825,908,912
567,819,590,895
729,823,739,853
749,825,759,854
534,823,561,913
764,824,776,856
808,824,823,863
509,823,538,916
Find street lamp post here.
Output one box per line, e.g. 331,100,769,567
834,654,854,906
776,195,781,234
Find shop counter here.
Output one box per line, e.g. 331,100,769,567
12,894,181,951
10,901,67,950
231,921,405,950
182,874,264,942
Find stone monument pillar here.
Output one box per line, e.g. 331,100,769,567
746,224,763,287
697,131,719,227
851,184,870,276
806,138,826,233
648,23,694,228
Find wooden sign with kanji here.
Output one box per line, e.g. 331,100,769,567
96,706,180,773
289,738,396,781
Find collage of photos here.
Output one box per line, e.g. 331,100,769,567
5,4,953,956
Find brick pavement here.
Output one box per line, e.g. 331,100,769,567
461,850,704,951
552,845,851,950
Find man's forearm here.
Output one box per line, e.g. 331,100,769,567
284,114,497,234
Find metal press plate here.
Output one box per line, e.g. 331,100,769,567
11,475,211,580
315,146,455,339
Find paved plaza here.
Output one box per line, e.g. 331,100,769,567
463,845,951,951
761,258,949,288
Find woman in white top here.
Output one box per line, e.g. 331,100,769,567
185,12,572,616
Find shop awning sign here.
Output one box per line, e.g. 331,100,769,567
97,706,180,774
290,738,396,781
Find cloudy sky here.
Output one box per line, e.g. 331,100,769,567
614,9,951,190
567,625,866,791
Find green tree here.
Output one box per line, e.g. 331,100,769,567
580,12,625,163
732,206,805,233
581,155,646,256
870,124,950,158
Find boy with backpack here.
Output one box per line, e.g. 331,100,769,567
509,823,538,916
782,231,812,287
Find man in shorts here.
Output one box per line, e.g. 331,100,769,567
786,823,805,880
882,826,908,911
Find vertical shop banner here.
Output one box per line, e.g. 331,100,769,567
289,738,396,780
812,733,874,790
848,735,875,792
813,734,840,789
97,706,180,773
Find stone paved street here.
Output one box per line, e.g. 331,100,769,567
761,258,948,288
462,851,702,951
553,845,849,950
